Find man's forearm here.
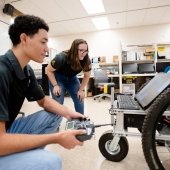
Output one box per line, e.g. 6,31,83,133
0,133,57,156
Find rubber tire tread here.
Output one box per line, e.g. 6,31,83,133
142,87,170,170
99,130,129,162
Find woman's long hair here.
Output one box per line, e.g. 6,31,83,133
63,39,91,71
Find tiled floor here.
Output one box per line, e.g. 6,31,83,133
21,97,154,170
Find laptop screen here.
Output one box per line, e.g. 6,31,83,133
135,73,170,108
122,63,138,74
138,63,155,73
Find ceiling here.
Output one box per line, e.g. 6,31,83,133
6,0,170,37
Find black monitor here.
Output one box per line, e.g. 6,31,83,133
135,73,170,108
122,63,138,74
156,62,170,73
138,63,155,73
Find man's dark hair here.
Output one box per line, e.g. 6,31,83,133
9,15,49,46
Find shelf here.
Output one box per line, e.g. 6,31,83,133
122,73,156,77
99,62,118,66
77,73,120,78
157,43,170,46
90,43,170,95
157,59,170,63
108,74,120,78
126,44,153,47
122,60,154,64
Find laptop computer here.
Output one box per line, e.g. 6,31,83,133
117,73,170,110
138,63,155,73
122,63,138,74
135,73,170,108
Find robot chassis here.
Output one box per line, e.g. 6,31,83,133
98,87,170,170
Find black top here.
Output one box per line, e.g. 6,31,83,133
0,50,45,130
51,52,91,77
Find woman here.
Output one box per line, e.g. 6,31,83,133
47,39,91,114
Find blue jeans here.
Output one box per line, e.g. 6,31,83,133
49,73,84,114
0,110,62,170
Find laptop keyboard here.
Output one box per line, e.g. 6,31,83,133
117,94,140,110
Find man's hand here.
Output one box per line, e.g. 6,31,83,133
56,130,86,149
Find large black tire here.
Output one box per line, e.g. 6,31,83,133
142,88,170,170
98,130,129,162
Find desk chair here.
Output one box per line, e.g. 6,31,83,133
93,69,115,102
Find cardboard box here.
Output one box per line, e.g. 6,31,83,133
112,55,118,62
145,55,152,60
99,56,106,63
145,47,155,53
87,91,92,97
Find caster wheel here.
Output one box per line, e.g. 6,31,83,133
98,130,129,162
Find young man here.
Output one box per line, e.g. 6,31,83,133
0,15,86,170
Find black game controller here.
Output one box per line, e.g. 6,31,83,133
65,118,95,142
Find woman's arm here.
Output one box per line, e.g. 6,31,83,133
46,63,60,95
46,63,58,86
37,96,85,120
77,70,91,101
79,70,91,91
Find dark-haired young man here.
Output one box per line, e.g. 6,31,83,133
0,15,85,170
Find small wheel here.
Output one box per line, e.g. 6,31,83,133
98,130,129,162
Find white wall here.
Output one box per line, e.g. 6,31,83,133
49,24,170,61
48,30,121,62
118,24,170,45
0,2,42,69
0,1,11,55
1,0,170,63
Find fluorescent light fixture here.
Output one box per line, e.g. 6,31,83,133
80,0,105,14
92,17,110,30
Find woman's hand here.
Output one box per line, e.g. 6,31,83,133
77,90,85,101
63,106,87,120
53,85,61,96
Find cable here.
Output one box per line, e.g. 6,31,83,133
94,123,112,128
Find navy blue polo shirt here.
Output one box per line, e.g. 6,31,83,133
0,50,45,130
